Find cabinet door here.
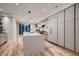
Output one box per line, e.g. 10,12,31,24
48,17,57,44
65,6,74,50
76,4,79,52
48,19,53,42
58,11,64,47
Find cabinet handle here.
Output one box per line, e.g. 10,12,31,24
50,28,52,35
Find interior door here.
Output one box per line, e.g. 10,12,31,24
48,17,57,44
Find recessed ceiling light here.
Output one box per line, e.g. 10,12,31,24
43,9,47,12
0,8,3,11
16,3,19,5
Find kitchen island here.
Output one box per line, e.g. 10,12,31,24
23,32,47,56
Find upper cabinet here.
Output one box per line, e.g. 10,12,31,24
65,5,74,51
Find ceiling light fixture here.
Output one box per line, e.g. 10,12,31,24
55,5,59,8
16,3,19,5
27,10,31,21
28,10,31,14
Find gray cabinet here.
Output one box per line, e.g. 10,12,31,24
48,4,79,53
48,17,57,44
58,11,64,47
76,4,79,52
65,6,74,50
0,33,7,45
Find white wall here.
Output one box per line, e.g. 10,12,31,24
2,17,13,40
30,24,36,32
13,18,17,41
16,22,19,35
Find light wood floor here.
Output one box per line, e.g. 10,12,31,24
0,36,23,56
32,41,79,56
0,36,79,56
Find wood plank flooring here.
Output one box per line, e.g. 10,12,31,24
31,41,79,56
0,36,79,56
0,36,23,56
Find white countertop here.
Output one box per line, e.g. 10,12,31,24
23,32,41,36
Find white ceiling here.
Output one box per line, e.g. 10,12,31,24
0,3,74,24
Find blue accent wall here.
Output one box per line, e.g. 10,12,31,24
19,24,30,35
19,24,22,35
